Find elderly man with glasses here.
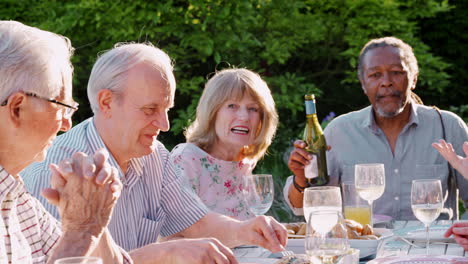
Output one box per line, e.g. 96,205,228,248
0,21,132,263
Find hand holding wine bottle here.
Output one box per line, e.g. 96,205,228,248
288,140,332,183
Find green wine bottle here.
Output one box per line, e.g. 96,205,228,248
303,94,329,186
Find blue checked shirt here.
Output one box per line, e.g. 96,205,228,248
21,118,209,251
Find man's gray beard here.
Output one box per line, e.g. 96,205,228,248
374,103,405,118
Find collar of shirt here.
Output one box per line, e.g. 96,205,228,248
0,166,22,200
362,102,420,134
86,117,143,188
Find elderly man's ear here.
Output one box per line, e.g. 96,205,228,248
97,89,114,118
5,93,27,127
410,73,418,90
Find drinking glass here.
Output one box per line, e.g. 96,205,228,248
342,181,371,226
55,257,102,264
303,186,342,223
305,210,349,264
244,174,274,215
411,179,443,255
354,163,385,226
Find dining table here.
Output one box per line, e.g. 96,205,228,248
233,219,468,264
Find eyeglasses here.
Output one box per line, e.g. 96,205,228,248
1,92,79,119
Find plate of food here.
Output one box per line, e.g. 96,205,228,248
393,225,454,243
367,254,467,264
283,220,392,259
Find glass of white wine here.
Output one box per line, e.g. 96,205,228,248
354,163,385,226
411,179,443,255
303,186,342,223
243,174,274,215
305,210,349,264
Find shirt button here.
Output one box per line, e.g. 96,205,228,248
395,196,399,201
394,169,399,174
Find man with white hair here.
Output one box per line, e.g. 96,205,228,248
22,42,287,264
0,21,131,263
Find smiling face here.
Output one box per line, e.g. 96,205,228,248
360,46,417,118
211,93,262,160
106,63,174,162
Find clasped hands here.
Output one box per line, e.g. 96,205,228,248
41,149,122,237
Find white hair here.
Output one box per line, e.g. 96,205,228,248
0,21,74,103
87,42,175,113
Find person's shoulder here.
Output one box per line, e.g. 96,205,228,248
171,143,202,156
326,106,370,130
417,105,465,125
439,109,466,124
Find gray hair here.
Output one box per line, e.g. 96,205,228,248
357,37,419,81
0,21,74,103
87,43,175,113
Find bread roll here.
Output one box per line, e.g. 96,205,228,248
344,219,363,234
296,223,307,236
361,224,373,236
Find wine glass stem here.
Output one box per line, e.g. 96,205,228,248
425,224,429,255
368,200,374,227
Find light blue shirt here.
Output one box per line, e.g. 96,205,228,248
21,118,209,251
285,103,468,220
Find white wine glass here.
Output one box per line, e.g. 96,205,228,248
303,186,342,223
305,210,349,264
354,163,385,226
55,257,102,264
244,174,274,215
411,179,443,255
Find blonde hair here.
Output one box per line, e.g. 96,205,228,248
186,68,278,161
0,21,74,103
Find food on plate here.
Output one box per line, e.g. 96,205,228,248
284,222,302,233
345,218,364,234
361,223,374,235
284,219,379,240
284,222,307,236
274,254,311,264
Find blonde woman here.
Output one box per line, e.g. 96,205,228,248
170,68,278,220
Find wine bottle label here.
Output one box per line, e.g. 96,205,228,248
305,100,316,115
304,156,319,179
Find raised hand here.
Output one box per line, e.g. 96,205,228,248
432,139,468,179
288,140,312,181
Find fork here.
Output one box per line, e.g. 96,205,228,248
269,250,295,258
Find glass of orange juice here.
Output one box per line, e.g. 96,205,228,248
342,181,372,226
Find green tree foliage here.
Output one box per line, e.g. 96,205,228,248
2,0,465,220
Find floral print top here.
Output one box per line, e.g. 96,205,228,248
170,143,256,220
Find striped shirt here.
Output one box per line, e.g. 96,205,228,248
0,166,60,263
22,117,209,251
0,166,133,264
